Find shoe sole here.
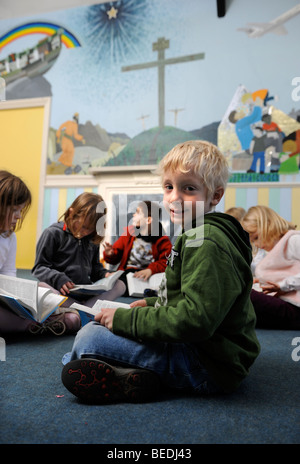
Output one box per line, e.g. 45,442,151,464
61,358,160,404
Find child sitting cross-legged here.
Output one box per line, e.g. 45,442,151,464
103,200,172,295
61,141,260,403
242,205,300,329
31,192,126,334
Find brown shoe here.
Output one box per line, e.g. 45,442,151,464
28,310,81,336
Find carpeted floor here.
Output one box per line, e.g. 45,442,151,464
0,324,299,445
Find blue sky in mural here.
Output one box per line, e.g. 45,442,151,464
0,0,300,137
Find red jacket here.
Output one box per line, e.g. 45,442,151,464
103,226,172,274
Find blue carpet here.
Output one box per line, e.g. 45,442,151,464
0,325,299,445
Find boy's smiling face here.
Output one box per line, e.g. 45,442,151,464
162,169,214,227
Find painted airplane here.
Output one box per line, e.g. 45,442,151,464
238,3,300,38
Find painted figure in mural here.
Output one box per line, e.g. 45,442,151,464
281,129,300,172
228,94,264,152
251,89,274,106
262,112,284,172
247,125,267,174
228,89,274,152
56,113,85,175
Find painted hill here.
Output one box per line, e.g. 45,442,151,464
190,121,220,146
104,125,211,166
72,120,130,151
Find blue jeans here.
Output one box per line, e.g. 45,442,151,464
62,322,222,395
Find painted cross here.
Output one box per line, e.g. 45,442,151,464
122,37,205,128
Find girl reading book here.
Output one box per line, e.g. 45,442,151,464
0,170,78,335
242,205,300,329
32,192,126,320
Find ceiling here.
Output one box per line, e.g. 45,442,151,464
0,0,226,21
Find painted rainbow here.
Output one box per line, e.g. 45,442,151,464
0,21,81,51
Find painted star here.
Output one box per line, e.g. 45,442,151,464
107,6,118,20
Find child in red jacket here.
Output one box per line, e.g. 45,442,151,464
103,201,172,294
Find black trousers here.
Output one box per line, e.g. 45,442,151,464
251,289,300,330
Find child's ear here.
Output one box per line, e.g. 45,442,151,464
211,187,224,206
146,216,152,225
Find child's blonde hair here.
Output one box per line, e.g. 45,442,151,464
242,205,296,251
157,140,229,196
225,207,246,222
0,170,32,236
61,192,106,245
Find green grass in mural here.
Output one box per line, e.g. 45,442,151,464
229,172,280,183
104,126,198,166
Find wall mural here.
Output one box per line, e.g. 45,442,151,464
218,85,300,182
0,0,299,182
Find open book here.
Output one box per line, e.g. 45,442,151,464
69,270,124,296
126,272,164,297
0,275,67,323
252,282,262,292
70,299,130,326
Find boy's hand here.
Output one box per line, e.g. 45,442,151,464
95,307,116,330
134,269,152,281
95,300,148,329
130,299,147,307
103,242,114,256
60,281,75,295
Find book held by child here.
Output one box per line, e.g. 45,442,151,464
69,270,124,296
70,299,130,326
0,275,67,323
126,272,164,297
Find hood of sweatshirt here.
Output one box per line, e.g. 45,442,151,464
202,212,252,265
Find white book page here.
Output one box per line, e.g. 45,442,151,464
148,273,164,289
70,302,100,316
70,270,123,291
0,275,38,310
37,288,67,322
127,272,164,295
93,299,130,311
70,299,130,316
127,274,148,295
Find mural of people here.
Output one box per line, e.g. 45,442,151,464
1,3,300,182
228,93,264,152
220,85,300,177
56,113,85,175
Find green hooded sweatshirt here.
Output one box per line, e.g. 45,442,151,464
113,212,260,392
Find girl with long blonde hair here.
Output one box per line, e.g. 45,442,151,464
242,205,300,329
